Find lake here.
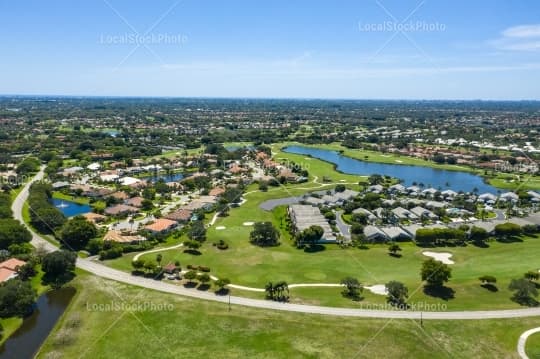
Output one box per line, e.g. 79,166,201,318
0,287,76,359
284,146,499,194
51,198,91,217
141,172,184,183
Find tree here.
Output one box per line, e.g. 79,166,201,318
350,223,364,236
131,259,145,272
41,250,77,287
0,279,37,318
340,277,363,300
183,270,197,284
265,281,289,301
470,226,488,242
524,271,539,282
16,261,37,281
156,254,163,266
368,174,383,185
509,278,538,306
143,261,157,275
183,240,201,252
0,219,32,250
386,281,408,307
421,259,452,287
141,199,154,211
494,222,522,238
249,222,280,247
335,184,346,192
59,216,98,249
295,225,324,247
214,278,230,292
198,273,211,287
388,243,402,257
188,221,207,242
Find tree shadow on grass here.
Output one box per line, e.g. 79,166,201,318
480,284,498,292
511,295,539,307
496,236,523,244
197,284,211,291
183,249,202,255
215,288,230,296
471,241,490,248
423,285,455,300
388,253,402,258
303,244,326,253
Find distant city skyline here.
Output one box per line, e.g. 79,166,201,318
1,0,540,100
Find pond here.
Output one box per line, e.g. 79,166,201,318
284,146,499,194
0,287,76,359
51,198,91,217
141,172,184,183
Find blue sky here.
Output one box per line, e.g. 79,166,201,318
1,0,540,99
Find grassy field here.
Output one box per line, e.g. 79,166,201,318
36,272,540,359
101,152,540,311
52,191,90,205
527,332,540,358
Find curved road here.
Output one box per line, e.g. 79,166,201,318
517,327,540,359
11,167,540,320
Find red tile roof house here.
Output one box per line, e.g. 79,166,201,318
124,196,145,208
144,218,178,234
164,209,193,223
208,187,225,197
0,258,26,282
109,191,130,201
104,204,139,216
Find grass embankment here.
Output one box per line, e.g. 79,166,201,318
0,268,50,345
36,272,540,359
52,191,90,205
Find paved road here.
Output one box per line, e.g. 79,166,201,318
335,210,351,239
11,167,540,320
517,327,540,359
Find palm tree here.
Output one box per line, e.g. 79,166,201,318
265,282,275,300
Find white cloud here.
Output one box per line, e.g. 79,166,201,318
492,24,540,51
502,24,540,38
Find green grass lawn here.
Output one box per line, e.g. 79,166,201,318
36,272,540,359
52,191,90,205
526,332,540,358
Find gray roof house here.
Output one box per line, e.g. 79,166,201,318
391,207,418,220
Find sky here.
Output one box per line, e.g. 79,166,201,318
1,0,540,100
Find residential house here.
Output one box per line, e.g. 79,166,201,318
0,258,26,283
144,218,178,234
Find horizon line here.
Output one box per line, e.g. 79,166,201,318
1,93,540,102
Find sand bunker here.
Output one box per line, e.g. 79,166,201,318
365,284,388,295
243,222,254,226
422,251,454,264
215,226,226,230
